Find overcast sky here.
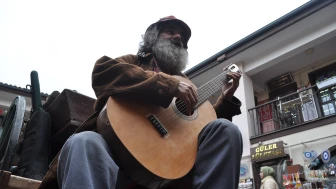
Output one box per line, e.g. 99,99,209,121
0,0,309,98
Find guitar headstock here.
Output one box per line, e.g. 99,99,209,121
222,64,241,84
224,63,241,74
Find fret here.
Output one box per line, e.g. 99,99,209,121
195,71,228,108
194,64,240,109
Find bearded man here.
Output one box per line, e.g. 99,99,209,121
57,16,243,189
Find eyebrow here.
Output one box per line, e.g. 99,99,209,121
162,27,184,37
162,25,183,33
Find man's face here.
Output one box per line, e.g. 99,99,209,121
158,24,184,48
151,23,189,73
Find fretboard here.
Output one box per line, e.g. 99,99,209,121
195,71,230,109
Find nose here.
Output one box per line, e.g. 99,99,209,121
173,32,181,40
171,33,183,47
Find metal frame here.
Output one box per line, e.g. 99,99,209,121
0,96,26,171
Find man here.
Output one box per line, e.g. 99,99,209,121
57,16,243,189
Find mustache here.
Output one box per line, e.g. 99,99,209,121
170,39,183,48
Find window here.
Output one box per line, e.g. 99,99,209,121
308,62,336,118
319,86,336,116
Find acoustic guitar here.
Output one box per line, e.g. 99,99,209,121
98,64,240,187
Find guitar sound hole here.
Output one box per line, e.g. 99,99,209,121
175,98,194,116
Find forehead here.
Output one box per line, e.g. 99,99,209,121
160,23,184,33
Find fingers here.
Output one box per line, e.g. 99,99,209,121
178,94,191,115
177,82,198,115
227,72,241,87
190,84,198,103
179,83,193,115
227,72,241,79
181,82,197,115
189,86,198,114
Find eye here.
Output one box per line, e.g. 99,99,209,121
167,30,174,34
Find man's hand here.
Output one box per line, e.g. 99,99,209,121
222,72,241,100
175,81,198,115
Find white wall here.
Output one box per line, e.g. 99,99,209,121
244,2,336,75
232,63,255,157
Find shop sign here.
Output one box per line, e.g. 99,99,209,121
240,164,249,177
250,141,285,162
267,73,294,91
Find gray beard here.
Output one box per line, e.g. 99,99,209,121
152,38,189,73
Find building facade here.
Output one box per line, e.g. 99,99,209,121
185,1,336,188
0,82,48,124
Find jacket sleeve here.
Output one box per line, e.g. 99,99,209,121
213,94,242,121
92,55,180,111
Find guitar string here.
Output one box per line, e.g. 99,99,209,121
148,69,239,138
177,72,229,111
154,72,233,123
155,71,231,121
167,84,231,119
175,70,228,109
199,73,228,100
155,80,233,135
155,73,229,120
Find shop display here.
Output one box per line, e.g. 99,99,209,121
328,164,335,176
295,172,302,188
238,182,253,189
238,178,253,189
282,168,336,189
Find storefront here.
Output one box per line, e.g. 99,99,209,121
250,139,336,189
279,145,336,188
298,145,336,188
250,141,289,189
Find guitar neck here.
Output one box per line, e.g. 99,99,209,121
195,64,240,109
195,72,227,108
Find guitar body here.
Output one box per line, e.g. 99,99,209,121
98,65,239,188
105,95,215,174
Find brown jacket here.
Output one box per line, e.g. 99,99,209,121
92,53,242,120
39,53,241,189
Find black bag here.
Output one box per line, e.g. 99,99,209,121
16,107,51,181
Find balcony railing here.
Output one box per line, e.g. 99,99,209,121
248,84,336,137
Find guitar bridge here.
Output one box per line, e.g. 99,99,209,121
146,114,169,138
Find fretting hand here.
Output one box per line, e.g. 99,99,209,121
222,72,241,100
